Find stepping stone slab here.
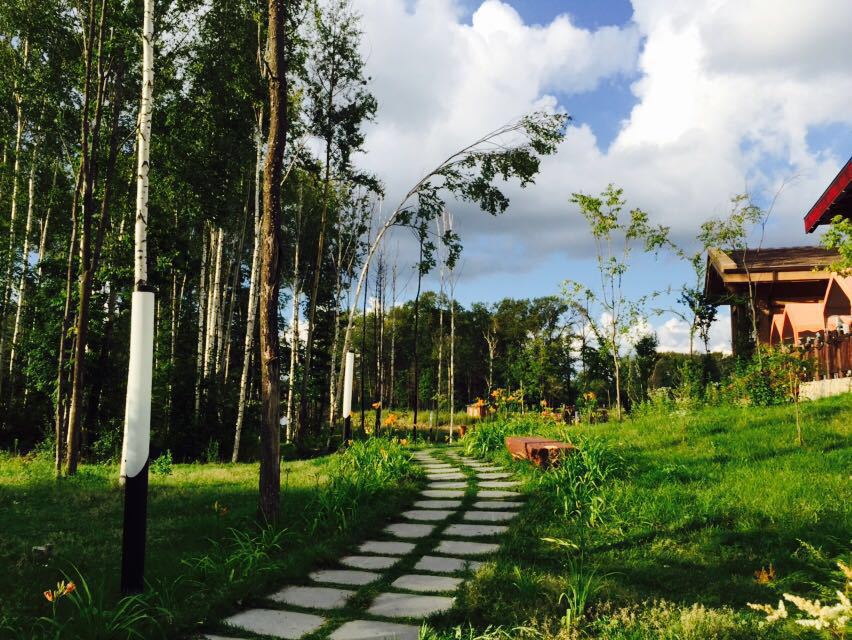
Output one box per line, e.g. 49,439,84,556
368,592,454,618
340,555,400,570
478,480,521,488
310,569,382,586
427,481,467,489
422,467,455,472
477,472,511,479
434,540,500,556
414,555,483,574
224,609,325,639
270,585,355,609
330,620,421,640
384,522,436,538
445,523,508,537
473,500,523,509
402,509,455,522
425,473,466,480
421,489,465,498
467,465,502,472
391,574,463,593
477,490,521,498
359,540,416,555
414,499,463,509
463,510,518,522
205,636,251,640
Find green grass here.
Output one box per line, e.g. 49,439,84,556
0,439,422,638
444,395,851,638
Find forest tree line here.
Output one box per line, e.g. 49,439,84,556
0,0,567,479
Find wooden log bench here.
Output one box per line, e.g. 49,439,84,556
505,436,575,468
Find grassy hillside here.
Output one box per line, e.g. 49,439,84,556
450,395,851,638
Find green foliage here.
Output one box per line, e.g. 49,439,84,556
726,347,811,407
821,214,852,274
149,450,173,476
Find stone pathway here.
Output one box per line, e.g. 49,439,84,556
202,448,523,640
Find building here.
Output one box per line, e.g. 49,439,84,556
704,157,852,378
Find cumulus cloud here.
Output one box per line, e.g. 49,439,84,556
350,0,852,346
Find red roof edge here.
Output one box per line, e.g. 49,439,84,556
804,157,852,233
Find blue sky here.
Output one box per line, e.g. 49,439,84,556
355,0,852,352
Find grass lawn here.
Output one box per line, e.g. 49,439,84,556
0,442,420,638
451,394,851,638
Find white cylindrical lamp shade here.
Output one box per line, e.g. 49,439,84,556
342,351,355,419
120,291,155,479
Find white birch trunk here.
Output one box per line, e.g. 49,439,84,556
204,227,223,379
284,241,300,441
9,135,41,377
120,0,155,482
233,109,263,463
194,232,208,419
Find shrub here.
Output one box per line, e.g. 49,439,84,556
150,450,173,476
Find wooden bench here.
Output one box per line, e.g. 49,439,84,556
505,436,575,468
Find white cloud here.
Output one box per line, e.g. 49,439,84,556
350,0,852,346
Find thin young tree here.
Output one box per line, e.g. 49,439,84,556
564,184,670,421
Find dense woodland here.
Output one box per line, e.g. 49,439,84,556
0,0,572,475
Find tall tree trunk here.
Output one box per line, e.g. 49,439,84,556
204,227,223,381
66,0,111,475
327,239,345,430
259,0,287,523
360,258,368,434
0,41,29,395
389,258,396,409
194,230,209,421
298,131,333,442
8,132,40,380
284,209,301,441
233,107,264,463
412,236,423,438
449,287,455,442
223,190,250,382
54,165,83,476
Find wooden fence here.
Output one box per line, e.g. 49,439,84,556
801,331,852,380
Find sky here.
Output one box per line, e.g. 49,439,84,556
349,0,852,353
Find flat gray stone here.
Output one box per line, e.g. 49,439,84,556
205,636,251,640
402,509,455,522
422,464,454,469
463,510,518,522
340,555,400,570
477,480,520,488
391,574,463,593
467,465,501,472
413,499,463,509
425,473,466,480
421,489,465,498
367,592,454,618
413,555,483,574
477,490,521,498
476,472,511,479
224,609,325,639
445,523,508,537
359,540,415,555
427,481,467,489
269,585,354,609
384,522,435,538
310,569,382,586
472,500,523,509
434,540,500,556
330,620,420,640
